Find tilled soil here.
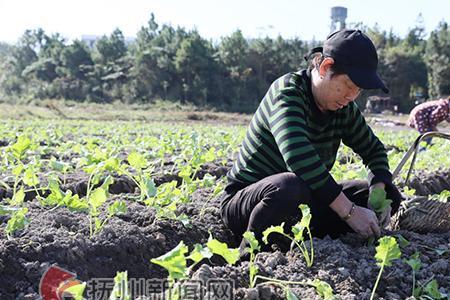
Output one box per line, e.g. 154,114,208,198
0,165,449,299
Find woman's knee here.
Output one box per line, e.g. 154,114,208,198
264,172,311,207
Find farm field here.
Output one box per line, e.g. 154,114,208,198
0,117,449,300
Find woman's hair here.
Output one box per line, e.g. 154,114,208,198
309,53,347,78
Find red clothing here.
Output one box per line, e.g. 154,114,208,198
408,99,450,133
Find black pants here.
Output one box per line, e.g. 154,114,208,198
220,172,403,247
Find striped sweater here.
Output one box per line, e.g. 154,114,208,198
226,69,392,207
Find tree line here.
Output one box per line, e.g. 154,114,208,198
0,13,449,113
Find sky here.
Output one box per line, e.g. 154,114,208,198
0,0,449,44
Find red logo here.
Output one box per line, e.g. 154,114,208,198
39,265,82,300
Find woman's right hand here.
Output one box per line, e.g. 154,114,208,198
345,205,380,238
330,192,380,239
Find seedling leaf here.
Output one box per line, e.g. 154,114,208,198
128,152,147,170
10,187,25,206
151,241,189,280
262,223,285,244
108,200,127,215
375,236,401,267
404,252,421,272
310,279,337,300
285,288,299,300
243,231,260,254
188,244,213,264
90,187,107,210
396,234,410,248
23,168,39,187
424,279,446,299
206,237,239,265
369,187,392,213
6,207,29,236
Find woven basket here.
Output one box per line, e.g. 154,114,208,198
391,196,450,233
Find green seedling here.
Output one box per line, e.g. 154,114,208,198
402,186,416,197
41,179,89,211
423,279,448,299
396,234,410,248
430,190,450,202
370,236,401,300
145,181,190,226
242,230,335,299
404,252,422,297
418,244,450,256
151,237,236,300
9,135,32,161
9,186,25,206
199,175,225,217
309,279,338,300
205,234,240,265
22,165,42,201
243,231,261,288
124,152,157,201
86,176,127,237
262,204,314,267
5,207,29,238
49,157,71,186
369,187,392,214
0,205,26,237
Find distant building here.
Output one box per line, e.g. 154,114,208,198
365,95,398,114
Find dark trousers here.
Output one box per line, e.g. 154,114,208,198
220,172,403,247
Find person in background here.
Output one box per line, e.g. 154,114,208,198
407,96,450,146
219,29,403,256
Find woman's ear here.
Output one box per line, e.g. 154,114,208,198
318,57,335,78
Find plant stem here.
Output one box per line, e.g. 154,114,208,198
370,264,385,300
307,227,314,266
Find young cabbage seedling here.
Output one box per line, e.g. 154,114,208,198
243,230,335,299
151,236,238,300
404,252,421,297
124,152,157,201
262,204,314,267
423,279,448,299
309,279,338,300
0,205,28,238
370,236,401,300
367,187,393,245
369,187,392,215
242,231,260,288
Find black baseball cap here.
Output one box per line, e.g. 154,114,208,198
306,29,389,93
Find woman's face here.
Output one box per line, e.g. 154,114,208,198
312,57,362,112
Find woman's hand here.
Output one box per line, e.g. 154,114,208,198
345,205,381,238
330,192,380,238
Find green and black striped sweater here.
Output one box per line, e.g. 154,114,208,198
226,69,392,206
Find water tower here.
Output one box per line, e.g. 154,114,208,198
330,6,347,33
